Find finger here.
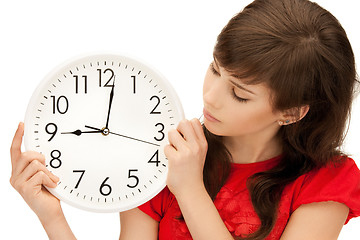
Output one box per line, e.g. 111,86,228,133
168,128,186,151
176,120,198,144
10,122,24,164
14,151,46,176
164,144,178,160
28,170,58,189
190,118,206,142
19,160,59,185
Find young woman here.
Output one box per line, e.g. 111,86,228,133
10,0,360,239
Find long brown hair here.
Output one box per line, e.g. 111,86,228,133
203,0,358,239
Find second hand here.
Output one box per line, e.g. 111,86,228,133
84,125,160,147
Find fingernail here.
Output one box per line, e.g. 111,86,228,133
53,174,60,182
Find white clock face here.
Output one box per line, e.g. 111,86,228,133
24,54,184,212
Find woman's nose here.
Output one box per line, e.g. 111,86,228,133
203,79,223,109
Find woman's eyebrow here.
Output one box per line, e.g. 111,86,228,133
213,58,256,95
229,79,256,95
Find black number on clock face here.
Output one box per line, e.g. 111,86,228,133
131,75,136,94
127,169,139,188
73,170,85,189
148,150,160,167
45,123,57,141
99,177,112,196
51,95,69,114
74,75,88,94
154,123,165,141
50,150,62,168
98,68,115,87
150,95,161,114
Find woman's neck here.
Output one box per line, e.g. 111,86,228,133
223,131,282,164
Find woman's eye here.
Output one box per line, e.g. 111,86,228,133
232,88,249,103
209,62,249,103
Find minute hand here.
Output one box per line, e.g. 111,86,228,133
105,76,115,129
85,125,160,147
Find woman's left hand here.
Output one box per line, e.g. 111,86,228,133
164,118,208,199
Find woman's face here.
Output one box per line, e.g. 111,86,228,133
202,60,283,140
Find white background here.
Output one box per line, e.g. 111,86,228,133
1,0,359,239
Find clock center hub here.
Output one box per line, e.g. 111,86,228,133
101,127,110,136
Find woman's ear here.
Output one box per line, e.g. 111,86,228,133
278,105,310,126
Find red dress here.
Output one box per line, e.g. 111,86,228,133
138,156,360,239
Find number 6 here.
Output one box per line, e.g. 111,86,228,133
99,177,112,196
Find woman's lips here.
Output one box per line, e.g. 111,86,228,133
203,108,220,122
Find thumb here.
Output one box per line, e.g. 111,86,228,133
10,122,24,164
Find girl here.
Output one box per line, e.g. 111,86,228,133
10,0,360,239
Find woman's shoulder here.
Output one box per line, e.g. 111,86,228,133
289,156,360,224
302,156,360,186
320,156,358,170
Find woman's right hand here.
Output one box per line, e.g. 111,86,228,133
10,122,61,223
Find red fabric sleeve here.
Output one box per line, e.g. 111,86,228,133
138,187,173,222
291,158,360,224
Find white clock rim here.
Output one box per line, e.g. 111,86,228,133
46,178,168,213
23,52,185,213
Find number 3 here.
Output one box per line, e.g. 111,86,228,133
154,123,165,141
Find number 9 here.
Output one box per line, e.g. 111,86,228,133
45,123,58,141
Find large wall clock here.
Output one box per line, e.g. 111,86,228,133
24,53,184,212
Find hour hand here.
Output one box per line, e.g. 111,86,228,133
61,129,102,136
